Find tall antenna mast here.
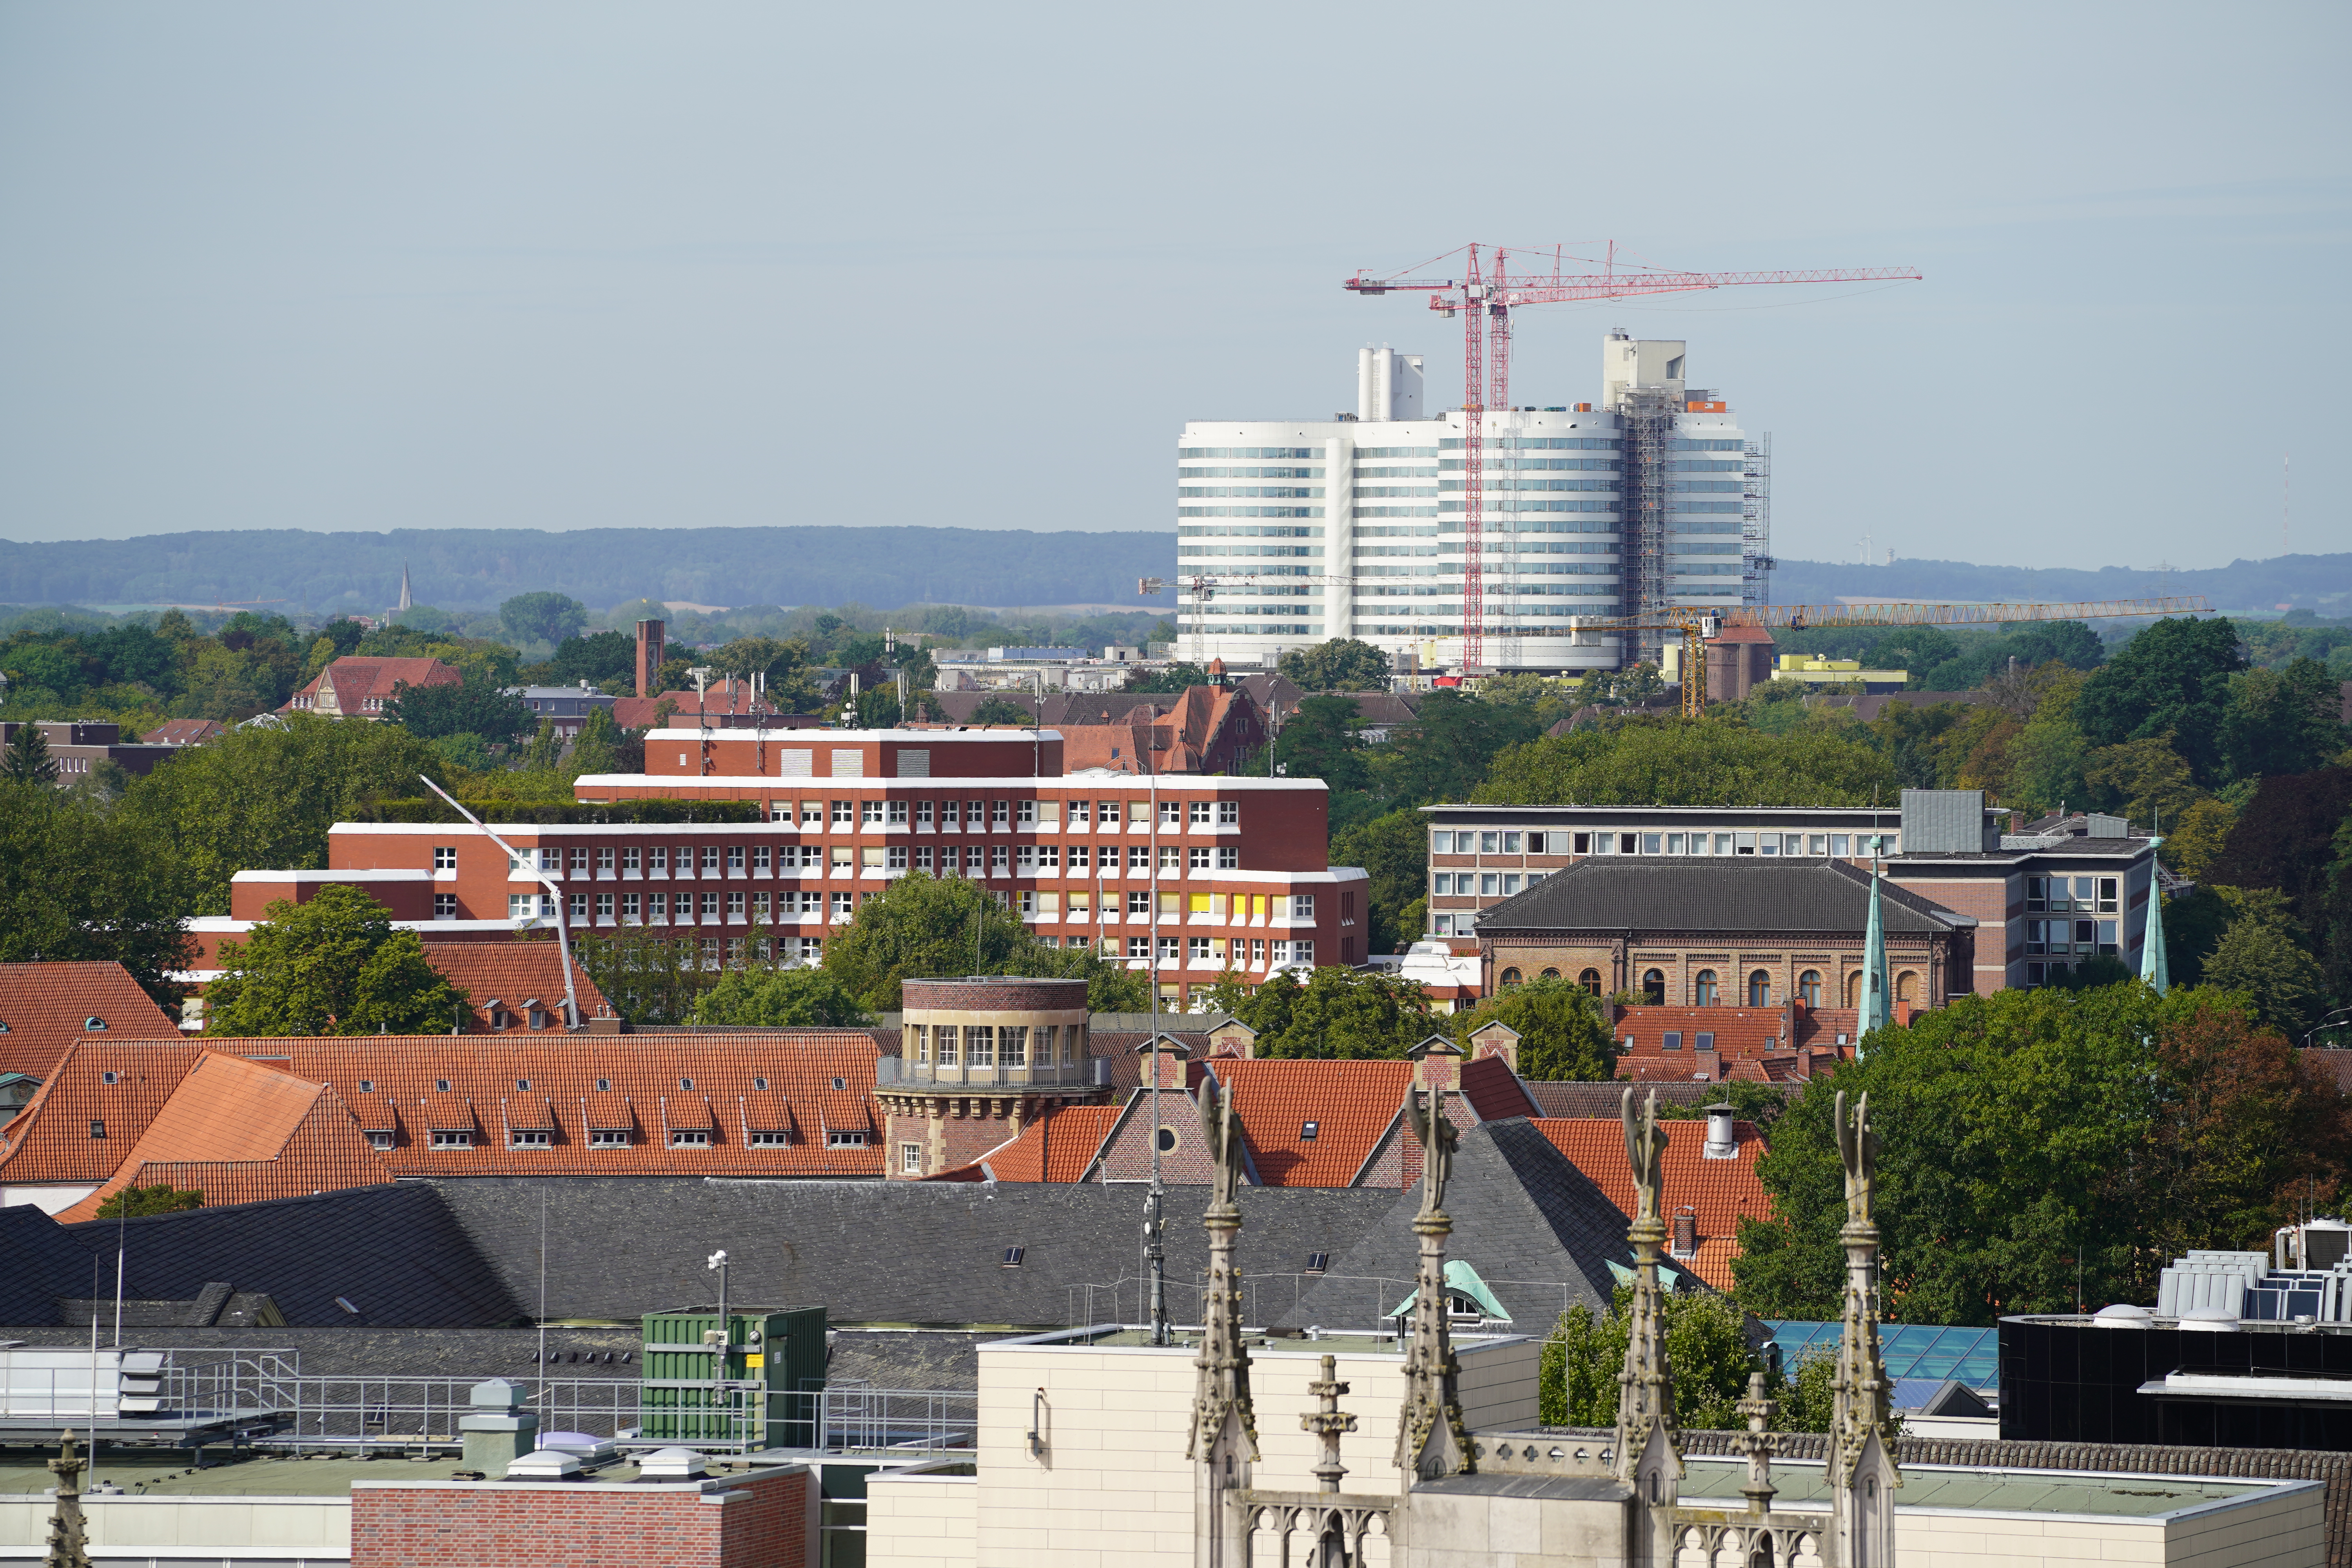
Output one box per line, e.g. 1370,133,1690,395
1145,772,1168,1344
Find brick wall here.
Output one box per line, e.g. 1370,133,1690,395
904,978,1089,1013
352,1466,808,1568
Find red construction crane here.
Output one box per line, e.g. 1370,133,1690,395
1345,243,1922,671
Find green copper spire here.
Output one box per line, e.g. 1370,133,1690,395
2141,840,2170,995
1861,836,1889,1043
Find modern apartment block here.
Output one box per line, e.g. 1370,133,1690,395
1174,334,1764,673
290,729,1366,1009
1422,791,2159,999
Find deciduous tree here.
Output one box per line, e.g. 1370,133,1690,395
1278,638,1391,691
1449,976,1615,1080
205,883,469,1036
2076,617,2246,786
691,965,871,1027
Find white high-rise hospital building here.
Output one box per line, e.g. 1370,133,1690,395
1174,332,1768,673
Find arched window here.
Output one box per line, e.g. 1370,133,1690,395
1501,967,1523,987
1799,969,1822,1008
1642,968,1665,1005
1845,971,1864,1008
1897,971,1918,1004
1540,967,1560,980
1579,968,1602,996
1693,969,1718,1007
1748,970,1771,1007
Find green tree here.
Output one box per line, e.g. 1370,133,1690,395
548,630,639,686
205,884,470,1036
1370,691,1546,811
821,873,1045,1013
1450,976,1615,1080
1731,986,2344,1324
1218,965,1435,1059
2082,735,2203,828
2203,889,2329,1034
95,1185,205,1219
1328,808,1430,955
569,706,624,777
967,695,1035,726
2222,657,2347,780
2005,666,2096,815
691,965,872,1027
0,782,192,1003
1271,695,1372,793
1278,638,1392,691
1542,1287,1773,1430
2,723,60,786
1475,720,1896,808
499,591,590,650
383,670,533,746
119,713,452,915
1122,661,1211,695
2076,617,2245,786
2160,797,2237,880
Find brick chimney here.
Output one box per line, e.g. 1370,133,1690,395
635,619,667,699
1135,1035,1191,1089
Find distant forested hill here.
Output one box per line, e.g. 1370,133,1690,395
0,525,2340,619
0,527,1176,613
1767,553,2350,619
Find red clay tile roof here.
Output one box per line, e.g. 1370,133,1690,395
1457,1055,1539,1121
58,1052,392,1221
960,1104,1122,1183
1527,1115,1771,1290
283,657,461,717
0,1033,889,1184
1612,1005,1791,1059
1057,721,1164,775
1209,1058,1414,1188
418,942,615,1031
0,962,181,1079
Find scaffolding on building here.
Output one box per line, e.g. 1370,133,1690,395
1617,385,1681,668
1744,433,1774,608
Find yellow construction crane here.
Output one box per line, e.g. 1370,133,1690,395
1563,595,2216,718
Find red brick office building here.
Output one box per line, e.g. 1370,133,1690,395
249,728,1363,1009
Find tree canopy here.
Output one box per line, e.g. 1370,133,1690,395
2075,617,2246,786
0,779,192,1002
547,629,639,686
1279,638,1391,691
1475,719,1898,808
691,965,871,1027
1449,977,1616,1080
120,714,452,915
1196,965,1436,1058
95,1185,204,1219
383,670,533,746
2,724,59,786
819,873,1149,1013
498,591,590,650
1731,985,2348,1324
205,883,470,1036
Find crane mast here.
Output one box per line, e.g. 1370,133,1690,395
1347,243,1923,673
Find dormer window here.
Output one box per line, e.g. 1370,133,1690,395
429,1129,473,1149
89,1120,105,1139
749,1130,789,1147
368,1131,395,1152
358,1080,374,1093
670,1129,710,1148
679,1078,694,1091
515,1079,530,1091
1305,1252,1329,1275
1002,1247,1025,1268
510,1130,552,1149
85,1017,106,1031
435,1078,451,1092
590,1128,630,1147
595,1078,612,1092
753,1077,769,1091
827,1130,867,1148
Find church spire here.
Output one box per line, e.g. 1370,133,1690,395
1860,834,1890,1042
397,562,413,614
2141,839,2170,994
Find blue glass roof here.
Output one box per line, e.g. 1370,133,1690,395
1763,1320,1999,1391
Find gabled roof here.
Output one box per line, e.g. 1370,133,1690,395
0,961,180,1079
0,1033,889,1185
959,1103,1122,1183
58,1053,393,1222
1210,1058,1415,1188
1525,1114,1770,1290
283,657,461,717
0,1204,102,1324
420,942,613,1031
142,718,225,746
1476,856,1974,936
1281,1120,1633,1328
1457,1055,1541,1121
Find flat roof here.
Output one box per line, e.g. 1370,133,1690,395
1673,1456,2303,1523
572,772,1329,793
984,1325,1526,1358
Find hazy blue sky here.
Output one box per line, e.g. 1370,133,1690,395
1,2,2345,571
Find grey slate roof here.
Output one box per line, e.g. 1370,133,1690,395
1477,855,1971,935
1522,1080,1721,1119
1279,1120,1633,1332
426,1177,1399,1329
0,1204,102,1325
63,1184,524,1328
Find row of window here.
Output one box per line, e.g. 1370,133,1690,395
1437,459,1622,472
1178,524,1320,537
1353,466,1436,478
2025,918,2120,956
1433,828,1894,858
1177,507,1323,519
1438,500,1621,514
1352,506,1441,518
1355,446,1442,458
1669,460,1745,473
908,1022,1082,1069
1176,446,1318,458
1440,437,1622,451
1671,438,1745,452
1440,478,1621,492
1485,965,1901,1012
1667,480,1745,493
1354,486,1438,498
2027,876,2120,914
1178,486,1321,498
1177,466,1321,478
407,1126,860,1151
1178,544,1322,555
498,879,1316,927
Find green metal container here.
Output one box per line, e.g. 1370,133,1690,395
641,1305,827,1449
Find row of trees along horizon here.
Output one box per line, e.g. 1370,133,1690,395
5,599,2352,1366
